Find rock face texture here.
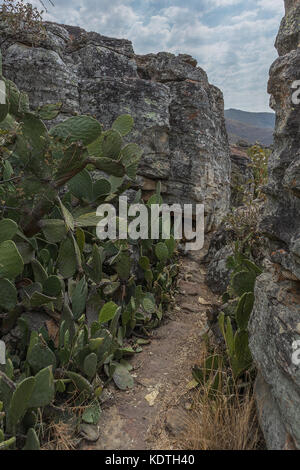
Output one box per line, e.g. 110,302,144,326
0,22,231,230
249,0,300,450
229,145,254,207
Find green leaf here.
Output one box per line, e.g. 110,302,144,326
99,130,122,159
114,252,131,280
235,292,254,330
7,377,36,432
23,428,40,451
0,240,24,280
121,144,143,166
83,353,98,379
99,301,118,324
75,213,104,228
28,366,55,408
30,292,56,308
50,115,102,146
112,114,134,136
90,157,125,177
43,275,62,297
57,237,77,279
68,169,93,201
0,278,17,310
139,256,150,271
66,371,93,396
231,270,256,297
82,402,101,425
0,219,18,243
40,219,68,243
37,102,62,120
59,199,75,232
112,364,134,390
71,277,88,319
31,259,48,285
27,343,57,375
155,242,169,262
142,293,156,314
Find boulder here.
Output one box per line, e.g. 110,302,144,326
250,0,300,449
0,22,231,231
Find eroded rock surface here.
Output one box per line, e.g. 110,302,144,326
0,23,231,230
249,0,300,450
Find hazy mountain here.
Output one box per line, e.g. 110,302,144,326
225,109,275,146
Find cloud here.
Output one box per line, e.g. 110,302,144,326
18,0,286,111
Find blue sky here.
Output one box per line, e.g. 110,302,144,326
32,0,284,112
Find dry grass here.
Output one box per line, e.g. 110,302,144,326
176,345,264,451
41,420,77,451
180,386,261,450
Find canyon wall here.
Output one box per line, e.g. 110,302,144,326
0,22,231,230
249,0,300,450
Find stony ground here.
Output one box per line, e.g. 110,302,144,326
82,242,219,450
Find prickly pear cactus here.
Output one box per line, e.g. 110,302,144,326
0,62,178,449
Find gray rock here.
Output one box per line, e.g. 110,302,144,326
206,245,234,295
230,146,254,207
249,3,300,449
249,273,300,449
254,372,287,450
0,22,231,231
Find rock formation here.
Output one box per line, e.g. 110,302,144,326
249,0,300,450
0,22,231,231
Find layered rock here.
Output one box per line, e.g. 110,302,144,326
229,145,254,207
0,23,231,230
249,0,300,450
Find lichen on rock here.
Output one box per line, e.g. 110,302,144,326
0,21,231,231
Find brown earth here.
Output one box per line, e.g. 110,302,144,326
82,243,220,450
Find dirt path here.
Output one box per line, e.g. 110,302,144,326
84,245,217,450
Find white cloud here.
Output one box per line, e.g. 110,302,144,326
21,0,286,111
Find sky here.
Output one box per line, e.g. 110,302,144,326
31,0,285,112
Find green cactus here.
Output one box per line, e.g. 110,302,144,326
235,292,254,330
92,178,112,200
231,270,256,297
7,377,36,433
27,342,57,375
0,67,178,450
83,353,98,379
28,367,55,408
0,241,24,280
155,242,169,262
112,114,134,136
0,219,18,243
0,278,17,311
23,428,40,451
57,237,78,279
43,275,63,297
71,277,88,319
99,302,118,324
50,115,102,146
36,102,62,121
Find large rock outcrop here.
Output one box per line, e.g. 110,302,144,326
249,0,300,450
0,22,231,230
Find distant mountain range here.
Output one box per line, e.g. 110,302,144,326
225,108,275,146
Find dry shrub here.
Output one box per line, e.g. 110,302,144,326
41,421,77,451
176,343,264,451
181,387,261,450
